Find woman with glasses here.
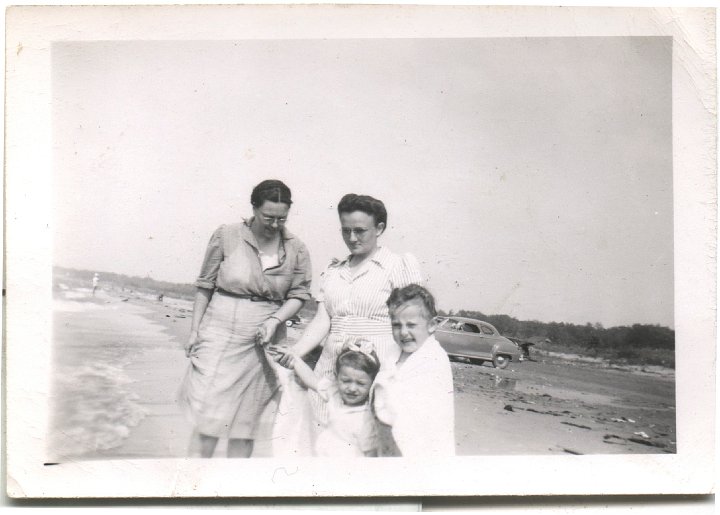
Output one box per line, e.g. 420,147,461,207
277,193,422,431
179,179,312,458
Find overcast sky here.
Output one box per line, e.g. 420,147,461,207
52,37,673,328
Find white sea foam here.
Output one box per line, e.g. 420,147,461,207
62,289,93,299
48,297,175,459
53,299,103,312
50,358,149,457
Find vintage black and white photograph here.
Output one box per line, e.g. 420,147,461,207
4,5,715,499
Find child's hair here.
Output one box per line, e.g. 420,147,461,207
386,283,438,319
335,349,381,381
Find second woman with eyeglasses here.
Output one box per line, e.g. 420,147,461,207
276,193,422,429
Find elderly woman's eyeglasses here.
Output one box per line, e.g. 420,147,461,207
259,215,287,225
341,228,370,238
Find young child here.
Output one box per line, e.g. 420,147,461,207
372,284,455,457
272,340,380,457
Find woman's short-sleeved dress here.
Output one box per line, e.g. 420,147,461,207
310,247,422,425
178,219,312,439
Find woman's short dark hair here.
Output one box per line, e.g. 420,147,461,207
336,349,381,381
337,193,387,227
386,284,438,319
251,180,293,208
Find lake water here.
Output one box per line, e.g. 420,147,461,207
49,292,175,460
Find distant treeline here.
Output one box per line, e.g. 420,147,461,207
54,266,197,300
54,268,321,316
440,309,675,366
55,267,673,366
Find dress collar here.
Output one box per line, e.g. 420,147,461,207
336,246,392,269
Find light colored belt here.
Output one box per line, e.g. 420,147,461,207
330,316,390,336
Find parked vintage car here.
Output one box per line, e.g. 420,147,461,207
434,316,521,369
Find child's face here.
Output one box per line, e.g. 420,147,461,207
390,301,437,355
337,365,373,406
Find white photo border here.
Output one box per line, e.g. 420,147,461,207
4,5,716,498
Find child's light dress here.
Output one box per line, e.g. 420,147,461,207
271,366,315,457
314,377,377,457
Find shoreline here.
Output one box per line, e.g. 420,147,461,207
50,286,676,459
52,288,193,460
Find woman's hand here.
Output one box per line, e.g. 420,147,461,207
256,317,281,346
275,349,298,369
267,346,296,370
286,302,331,358
185,330,199,357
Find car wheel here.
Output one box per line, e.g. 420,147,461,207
285,320,293,327
470,358,485,366
492,355,510,369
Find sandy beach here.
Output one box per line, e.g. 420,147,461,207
48,286,676,461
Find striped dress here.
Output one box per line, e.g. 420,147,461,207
310,247,423,425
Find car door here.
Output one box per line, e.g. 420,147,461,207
460,321,493,358
478,323,500,355
435,318,465,356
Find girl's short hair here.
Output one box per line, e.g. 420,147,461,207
337,193,387,227
251,179,293,207
335,349,381,381
386,283,438,319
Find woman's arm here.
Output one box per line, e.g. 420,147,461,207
256,298,304,345
185,287,213,357
272,298,304,322
259,240,313,345
187,225,224,357
276,302,331,367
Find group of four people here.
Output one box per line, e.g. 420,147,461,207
179,179,455,458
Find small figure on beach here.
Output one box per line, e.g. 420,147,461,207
271,340,380,457
92,273,99,296
372,284,456,457
275,193,422,436
179,179,312,458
